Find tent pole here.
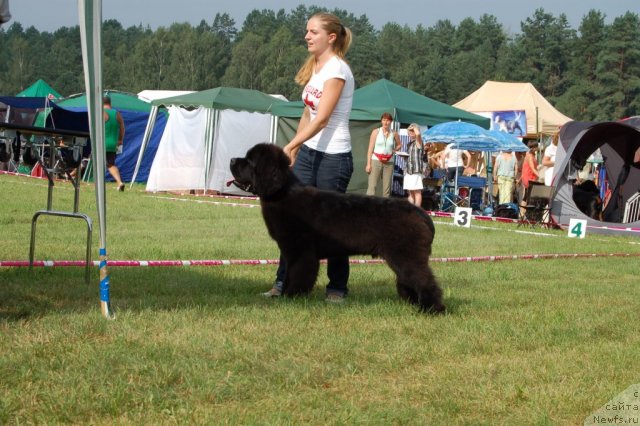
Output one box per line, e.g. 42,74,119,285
130,104,158,187
269,115,275,144
78,0,113,319
203,108,217,193
453,143,460,201
536,106,540,142
486,151,494,209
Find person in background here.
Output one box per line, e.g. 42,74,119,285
403,123,424,207
440,143,470,182
263,12,355,303
428,145,446,178
365,112,401,197
103,95,126,191
542,134,558,186
494,150,518,204
463,151,482,176
517,140,540,212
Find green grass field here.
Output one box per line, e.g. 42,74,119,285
1,174,639,425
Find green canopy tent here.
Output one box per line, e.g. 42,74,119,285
350,79,490,127
270,79,490,193
17,79,63,99
150,87,284,112
57,90,152,113
2,80,62,128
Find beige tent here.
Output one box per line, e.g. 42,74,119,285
454,81,572,137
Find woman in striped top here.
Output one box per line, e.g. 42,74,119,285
403,123,425,207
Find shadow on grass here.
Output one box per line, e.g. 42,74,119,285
0,266,465,320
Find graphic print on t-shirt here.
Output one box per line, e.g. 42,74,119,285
303,85,322,111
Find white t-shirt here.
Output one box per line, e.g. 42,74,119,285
301,56,354,154
443,145,465,168
544,143,557,186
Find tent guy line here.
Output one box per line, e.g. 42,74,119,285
1,171,96,191
147,195,260,208
433,220,639,245
432,220,559,238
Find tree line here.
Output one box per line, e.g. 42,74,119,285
1,5,639,122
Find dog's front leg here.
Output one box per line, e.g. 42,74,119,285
282,251,319,297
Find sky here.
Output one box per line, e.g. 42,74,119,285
5,0,639,35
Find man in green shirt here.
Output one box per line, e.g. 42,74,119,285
103,96,125,191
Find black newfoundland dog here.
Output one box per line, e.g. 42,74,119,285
229,143,444,313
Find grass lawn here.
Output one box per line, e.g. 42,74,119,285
1,174,639,424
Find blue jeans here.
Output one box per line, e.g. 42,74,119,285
276,145,353,295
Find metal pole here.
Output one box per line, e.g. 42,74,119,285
79,0,113,319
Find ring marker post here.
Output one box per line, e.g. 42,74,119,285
454,207,473,228
568,218,587,239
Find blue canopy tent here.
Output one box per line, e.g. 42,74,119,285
0,96,52,109
423,121,526,152
423,121,527,211
47,105,167,182
486,129,528,152
0,96,56,128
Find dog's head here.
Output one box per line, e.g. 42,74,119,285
229,143,291,198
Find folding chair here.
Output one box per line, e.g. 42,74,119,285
518,182,552,228
457,176,486,213
440,179,467,212
440,175,486,213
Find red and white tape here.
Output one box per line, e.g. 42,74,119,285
2,252,638,268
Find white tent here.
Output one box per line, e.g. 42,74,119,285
146,105,275,194
135,87,286,195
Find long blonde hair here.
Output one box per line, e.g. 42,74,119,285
295,12,353,86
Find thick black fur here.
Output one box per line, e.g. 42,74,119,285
230,143,445,313
573,180,603,220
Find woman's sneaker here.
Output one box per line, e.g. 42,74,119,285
261,281,283,297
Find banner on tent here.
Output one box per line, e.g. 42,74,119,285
491,110,526,137
474,110,527,138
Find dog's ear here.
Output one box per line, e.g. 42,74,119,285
252,144,290,197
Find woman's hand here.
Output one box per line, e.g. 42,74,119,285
365,164,371,174
283,143,300,167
